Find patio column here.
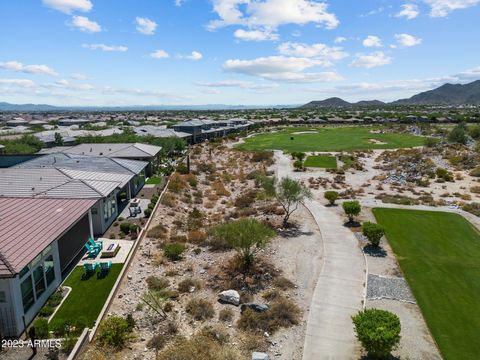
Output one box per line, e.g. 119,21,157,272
88,209,94,239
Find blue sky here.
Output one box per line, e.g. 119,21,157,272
1,0,480,106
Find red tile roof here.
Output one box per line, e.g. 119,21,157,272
0,198,96,278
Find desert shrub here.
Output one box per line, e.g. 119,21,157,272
32,318,49,339
186,298,215,321
188,230,207,244
62,335,78,354
163,243,185,261
199,325,230,345
96,316,131,350
197,162,216,174
469,166,480,177
146,276,170,291
187,208,205,231
237,298,300,334
212,181,231,197
147,224,168,239
157,333,240,360
352,308,401,359
273,276,295,290
144,208,152,218
463,202,480,217
184,173,198,187
234,190,257,208
240,332,268,352
120,222,131,234
168,173,187,193
470,186,480,194
147,334,167,353
170,234,188,243
293,160,304,171
324,190,339,205
219,308,234,322
251,151,274,163
436,167,453,181
176,162,189,174
342,200,361,223
362,222,385,247
262,289,282,302
178,278,203,293
162,193,176,207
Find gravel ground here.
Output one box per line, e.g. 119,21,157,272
367,274,416,303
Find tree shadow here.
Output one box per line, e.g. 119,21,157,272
344,220,361,228
81,271,95,281
359,354,401,360
278,224,313,238
325,203,338,208
363,245,387,258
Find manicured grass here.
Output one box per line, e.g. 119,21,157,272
372,208,480,360
304,155,337,168
237,126,424,152
50,264,122,328
145,177,162,185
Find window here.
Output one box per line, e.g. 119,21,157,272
33,265,46,299
21,276,34,312
0,291,6,303
103,193,117,222
19,265,29,279
44,255,55,286
42,245,52,258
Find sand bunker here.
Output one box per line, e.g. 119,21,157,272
369,138,388,145
292,131,318,135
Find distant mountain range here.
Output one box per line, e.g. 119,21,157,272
0,102,297,112
302,80,480,108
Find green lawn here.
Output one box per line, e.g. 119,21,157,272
304,155,337,168
146,176,162,185
50,264,122,328
237,126,424,152
372,208,480,360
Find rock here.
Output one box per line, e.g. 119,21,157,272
252,352,270,360
241,303,269,313
218,290,241,306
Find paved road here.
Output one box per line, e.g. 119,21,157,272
273,152,366,360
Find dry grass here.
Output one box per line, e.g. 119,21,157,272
219,308,234,322
185,298,215,321
178,278,203,293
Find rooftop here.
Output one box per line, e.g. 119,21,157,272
38,142,161,158
0,197,96,277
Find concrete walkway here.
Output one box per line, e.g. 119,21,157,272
272,151,366,360
302,199,366,360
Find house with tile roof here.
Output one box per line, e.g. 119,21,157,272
0,198,96,337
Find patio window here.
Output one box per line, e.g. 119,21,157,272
20,276,34,312
44,255,55,286
0,291,6,303
33,265,46,299
19,265,29,279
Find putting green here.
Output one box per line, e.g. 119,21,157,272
237,126,424,152
373,208,480,360
304,155,337,168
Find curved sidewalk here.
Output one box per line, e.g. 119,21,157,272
302,199,366,360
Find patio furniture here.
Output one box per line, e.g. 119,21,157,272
88,238,103,251
101,243,121,258
83,262,97,274
98,261,112,275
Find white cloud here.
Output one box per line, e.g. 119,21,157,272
184,51,203,60
350,51,392,68
135,17,157,35
69,15,101,32
196,79,278,90
334,36,346,44
0,79,36,88
396,4,420,19
277,42,348,66
234,29,278,41
150,50,170,59
424,0,480,17
0,61,58,76
175,0,185,6
42,0,92,14
82,44,128,52
71,73,89,80
362,35,382,48
53,79,94,90
208,0,339,33
223,56,343,82
395,33,422,47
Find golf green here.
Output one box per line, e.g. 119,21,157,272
237,126,424,152
304,155,337,168
373,208,480,360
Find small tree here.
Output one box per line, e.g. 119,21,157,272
259,176,312,226
352,308,401,359
211,218,275,269
54,132,64,146
293,160,304,171
448,122,468,145
362,222,385,247
342,200,361,223
324,191,339,206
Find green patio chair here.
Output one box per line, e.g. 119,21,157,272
83,262,97,274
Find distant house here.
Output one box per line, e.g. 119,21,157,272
38,143,161,176
0,197,96,337
133,126,193,144
173,118,251,144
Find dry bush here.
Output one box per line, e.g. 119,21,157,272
212,181,231,197
273,276,295,290
146,276,170,291
205,201,216,209
262,289,282,302
237,298,301,334
219,308,234,322
170,234,188,243
147,224,168,239
239,332,268,352
471,186,480,194
168,173,187,193
188,230,208,244
156,333,241,360
152,252,165,266
162,193,176,207
199,325,230,345
184,173,198,187
251,151,274,164
178,278,203,293
185,298,215,321
234,190,257,209
197,162,216,174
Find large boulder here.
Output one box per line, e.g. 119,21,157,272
218,290,240,306
241,303,269,313
252,352,269,360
